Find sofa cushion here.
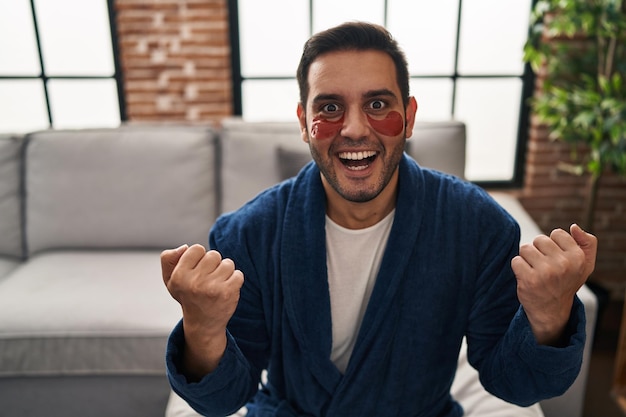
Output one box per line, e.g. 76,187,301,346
0,134,25,259
0,251,181,376
276,146,313,180
220,118,307,213
0,257,20,281
405,121,466,180
24,125,218,255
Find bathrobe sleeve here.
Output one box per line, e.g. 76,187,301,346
475,299,586,406
463,192,586,406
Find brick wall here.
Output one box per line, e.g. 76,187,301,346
112,0,626,297
114,0,232,122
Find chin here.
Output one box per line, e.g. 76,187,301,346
335,184,382,203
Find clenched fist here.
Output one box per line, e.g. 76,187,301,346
161,244,244,377
511,224,597,346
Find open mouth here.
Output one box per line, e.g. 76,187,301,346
338,151,378,171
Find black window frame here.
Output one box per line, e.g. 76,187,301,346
0,0,126,129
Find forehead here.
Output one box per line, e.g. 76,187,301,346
306,50,400,103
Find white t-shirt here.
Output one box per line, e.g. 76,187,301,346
325,210,395,373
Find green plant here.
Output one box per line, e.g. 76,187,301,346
523,0,626,232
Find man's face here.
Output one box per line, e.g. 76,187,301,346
297,49,417,204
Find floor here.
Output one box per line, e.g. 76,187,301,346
583,296,624,417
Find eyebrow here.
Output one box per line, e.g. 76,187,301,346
311,89,398,105
311,93,342,106
363,88,397,100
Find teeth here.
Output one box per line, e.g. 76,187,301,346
338,151,377,160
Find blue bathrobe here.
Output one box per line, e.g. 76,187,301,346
166,155,585,417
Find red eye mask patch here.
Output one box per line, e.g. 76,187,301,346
310,110,404,140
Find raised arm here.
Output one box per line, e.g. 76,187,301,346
161,244,244,379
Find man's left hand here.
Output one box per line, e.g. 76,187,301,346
511,224,597,346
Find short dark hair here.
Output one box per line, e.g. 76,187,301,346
296,21,410,109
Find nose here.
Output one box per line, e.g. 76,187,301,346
340,109,370,140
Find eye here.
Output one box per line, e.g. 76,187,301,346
368,100,387,111
322,103,340,113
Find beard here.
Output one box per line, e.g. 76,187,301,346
307,137,405,203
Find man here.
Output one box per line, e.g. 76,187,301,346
161,22,597,416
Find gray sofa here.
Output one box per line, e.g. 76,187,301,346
0,118,597,417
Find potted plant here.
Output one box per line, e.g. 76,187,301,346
523,0,626,233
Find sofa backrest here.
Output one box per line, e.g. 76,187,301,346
14,119,466,255
0,134,25,260
24,124,218,255
219,118,308,214
406,121,466,180
219,117,466,214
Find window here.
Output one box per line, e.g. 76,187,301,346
0,0,124,133
229,0,534,185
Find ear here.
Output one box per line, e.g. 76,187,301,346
404,96,418,140
296,103,309,143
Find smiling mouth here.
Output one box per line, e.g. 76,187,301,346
338,151,378,171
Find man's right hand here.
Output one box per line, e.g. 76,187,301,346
161,244,244,378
